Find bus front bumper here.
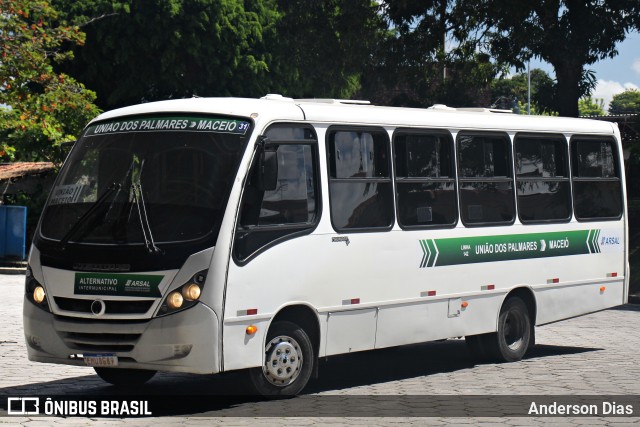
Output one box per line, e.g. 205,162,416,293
23,298,220,374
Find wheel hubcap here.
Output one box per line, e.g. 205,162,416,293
504,310,525,350
263,335,303,386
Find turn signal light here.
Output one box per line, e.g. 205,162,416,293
246,325,258,335
600,286,606,293
461,301,469,308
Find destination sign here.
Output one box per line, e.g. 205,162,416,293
85,116,251,136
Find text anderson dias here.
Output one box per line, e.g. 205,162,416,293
528,401,633,415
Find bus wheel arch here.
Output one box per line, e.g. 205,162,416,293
270,304,321,360
249,304,319,397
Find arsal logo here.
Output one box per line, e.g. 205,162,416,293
600,236,621,245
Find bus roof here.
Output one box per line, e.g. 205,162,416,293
92,95,617,135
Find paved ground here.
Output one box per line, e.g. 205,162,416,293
1,273,639,425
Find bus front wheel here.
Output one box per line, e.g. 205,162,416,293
249,320,314,397
94,367,156,387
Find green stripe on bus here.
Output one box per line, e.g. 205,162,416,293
419,229,598,268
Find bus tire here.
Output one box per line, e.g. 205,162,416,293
486,296,531,362
94,368,156,386
249,320,314,397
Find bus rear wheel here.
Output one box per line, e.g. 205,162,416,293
94,368,156,387
249,321,314,397
466,297,531,363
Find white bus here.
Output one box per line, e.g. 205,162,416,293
24,95,628,396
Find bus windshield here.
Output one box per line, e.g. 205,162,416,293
40,115,251,246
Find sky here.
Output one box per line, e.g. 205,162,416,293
528,31,640,111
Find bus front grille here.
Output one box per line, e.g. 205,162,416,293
54,297,154,315
58,331,142,353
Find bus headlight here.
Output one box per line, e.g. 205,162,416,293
167,291,184,309
157,270,207,317
182,283,201,301
33,286,46,304
25,266,51,312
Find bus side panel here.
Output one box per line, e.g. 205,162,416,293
325,308,377,355
222,318,271,371
535,280,625,325
223,230,505,368
223,223,626,368
533,236,626,325
374,294,502,349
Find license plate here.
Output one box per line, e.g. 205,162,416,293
83,353,118,367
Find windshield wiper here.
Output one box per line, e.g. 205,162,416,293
59,183,121,249
131,159,162,254
59,159,137,248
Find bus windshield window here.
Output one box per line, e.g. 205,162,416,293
41,116,250,245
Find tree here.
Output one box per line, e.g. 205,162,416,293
469,0,640,117
359,0,499,107
54,0,280,109
609,89,640,115
268,0,384,99
54,0,384,109
0,0,100,162
578,97,605,116
491,68,555,114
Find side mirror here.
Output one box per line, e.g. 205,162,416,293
257,148,278,191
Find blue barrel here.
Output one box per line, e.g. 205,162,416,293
0,206,27,260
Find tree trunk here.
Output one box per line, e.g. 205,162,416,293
553,62,582,118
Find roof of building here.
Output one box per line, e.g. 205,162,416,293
0,162,55,181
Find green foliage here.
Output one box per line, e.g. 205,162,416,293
359,53,500,108
578,97,605,116
360,1,499,107
383,0,452,64
268,0,384,99
513,100,555,116
54,0,384,107
436,54,498,107
467,0,640,117
491,69,556,114
0,0,100,163
609,89,640,115
53,0,279,108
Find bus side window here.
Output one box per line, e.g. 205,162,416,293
234,125,320,263
327,128,394,231
571,137,623,221
515,135,572,223
393,130,457,228
457,133,515,226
